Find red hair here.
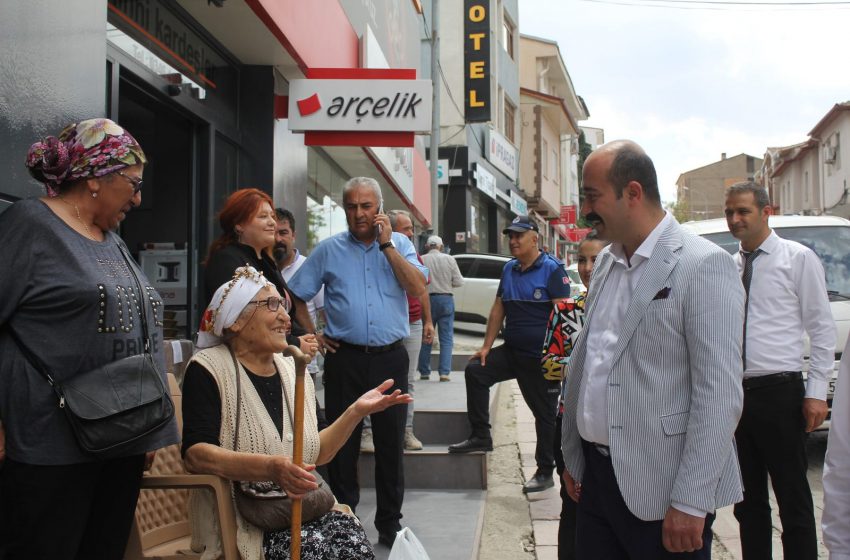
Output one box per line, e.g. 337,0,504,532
206,188,275,262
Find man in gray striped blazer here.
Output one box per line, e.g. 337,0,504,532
561,140,746,558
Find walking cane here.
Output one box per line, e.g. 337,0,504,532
282,345,310,560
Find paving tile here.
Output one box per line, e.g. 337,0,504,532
532,519,560,546
535,545,559,560
528,491,562,520
518,441,537,458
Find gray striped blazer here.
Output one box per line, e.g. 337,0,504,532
561,218,745,520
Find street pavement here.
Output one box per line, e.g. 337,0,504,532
454,328,830,559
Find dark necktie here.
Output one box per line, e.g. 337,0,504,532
741,249,762,370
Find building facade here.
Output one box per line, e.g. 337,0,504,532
807,103,850,220
676,153,762,220
0,0,431,338
421,0,522,255
518,34,587,259
761,140,820,216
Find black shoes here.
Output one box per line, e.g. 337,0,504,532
448,437,493,453
378,528,400,547
522,470,554,493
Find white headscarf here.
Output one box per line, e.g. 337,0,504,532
196,266,270,349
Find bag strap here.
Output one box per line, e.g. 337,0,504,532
229,348,293,451
115,241,153,353
229,346,243,452
6,326,62,400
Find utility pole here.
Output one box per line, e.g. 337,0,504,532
429,0,440,235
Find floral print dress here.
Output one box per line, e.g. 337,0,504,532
263,510,375,560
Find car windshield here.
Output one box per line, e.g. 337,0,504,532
702,225,850,298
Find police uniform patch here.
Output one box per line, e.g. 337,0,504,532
533,288,543,300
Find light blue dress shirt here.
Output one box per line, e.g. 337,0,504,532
288,231,429,346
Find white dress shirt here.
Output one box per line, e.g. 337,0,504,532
282,249,324,374
282,249,324,327
823,333,850,560
737,231,835,400
577,212,674,446
577,212,709,518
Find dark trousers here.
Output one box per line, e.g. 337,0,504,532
733,378,817,560
555,412,577,560
0,454,145,560
324,344,408,533
465,344,559,472
576,441,713,560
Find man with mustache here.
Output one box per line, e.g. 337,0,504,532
287,177,428,547
561,140,745,558
449,214,570,495
360,209,434,453
274,207,325,379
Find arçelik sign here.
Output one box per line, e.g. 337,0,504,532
288,79,432,133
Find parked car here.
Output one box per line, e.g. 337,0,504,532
451,253,511,331
681,215,850,426
565,263,584,298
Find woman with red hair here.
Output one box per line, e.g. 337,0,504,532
204,188,318,357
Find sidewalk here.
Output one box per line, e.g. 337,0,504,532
355,327,829,558
510,384,738,559
509,385,829,559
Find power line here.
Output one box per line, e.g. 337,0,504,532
419,9,487,157
580,0,850,8
618,0,850,5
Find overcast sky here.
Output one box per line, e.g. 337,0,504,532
519,0,850,203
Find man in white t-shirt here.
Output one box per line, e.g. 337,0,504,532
275,207,324,375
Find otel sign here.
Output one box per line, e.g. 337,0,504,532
288,79,433,133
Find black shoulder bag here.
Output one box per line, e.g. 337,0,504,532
228,348,335,531
9,242,174,456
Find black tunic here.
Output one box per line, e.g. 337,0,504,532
203,242,306,340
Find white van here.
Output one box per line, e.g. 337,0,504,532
682,215,850,423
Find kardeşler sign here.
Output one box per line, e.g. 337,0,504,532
464,0,491,122
510,190,528,216
288,79,432,132
473,163,497,201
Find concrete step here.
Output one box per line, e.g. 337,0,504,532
427,352,474,373
412,410,472,445
358,444,488,489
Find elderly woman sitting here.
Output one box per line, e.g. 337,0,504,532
182,266,411,559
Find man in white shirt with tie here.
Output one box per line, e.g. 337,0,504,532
561,140,745,558
725,181,835,560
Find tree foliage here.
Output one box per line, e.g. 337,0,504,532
576,131,594,228
668,197,691,223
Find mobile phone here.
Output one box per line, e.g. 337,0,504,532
375,203,384,237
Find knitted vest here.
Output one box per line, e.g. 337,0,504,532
187,345,320,560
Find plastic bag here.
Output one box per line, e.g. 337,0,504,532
388,527,431,560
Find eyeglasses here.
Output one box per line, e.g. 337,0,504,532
116,171,143,195
248,296,291,313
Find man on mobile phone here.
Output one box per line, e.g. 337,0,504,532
288,177,428,547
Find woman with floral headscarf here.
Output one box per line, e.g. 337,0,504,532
0,118,179,559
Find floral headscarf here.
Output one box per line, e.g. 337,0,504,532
25,118,147,196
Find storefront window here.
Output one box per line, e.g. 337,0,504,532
468,191,490,253
305,147,350,251
106,0,238,124
496,209,511,255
